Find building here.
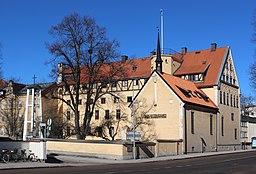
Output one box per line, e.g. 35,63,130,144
58,40,240,154
0,80,58,139
241,105,256,145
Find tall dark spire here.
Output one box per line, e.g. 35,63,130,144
155,32,163,73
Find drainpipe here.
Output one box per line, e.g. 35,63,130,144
184,105,187,154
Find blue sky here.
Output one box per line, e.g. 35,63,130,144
0,0,255,97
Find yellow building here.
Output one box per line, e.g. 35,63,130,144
0,80,58,139
58,42,240,154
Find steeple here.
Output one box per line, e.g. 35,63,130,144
155,32,163,73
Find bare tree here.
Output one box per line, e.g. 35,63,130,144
132,100,156,141
94,112,128,141
250,10,256,91
46,13,126,139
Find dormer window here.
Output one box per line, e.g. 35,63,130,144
132,66,137,71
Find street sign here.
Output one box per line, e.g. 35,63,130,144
126,131,141,141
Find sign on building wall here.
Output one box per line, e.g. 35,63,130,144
144,114,167,119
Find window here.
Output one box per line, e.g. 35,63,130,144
116,109,121,119
114,97,119,103
191,112,195,134
236,96,239,108
101,82,107,88
105,110,110,119
233,95,236,107
82,84,88,90
221,116,224,136
78,99,82,105
210,115,213,135
1,101,5,109
1,116,4,122
90,98,93,104
122,80,128,87
223,92,226,105
226,93,229,106
18,114,22,122
241,131,248,138
101,98,106,104
67,111,71,120
111,81,117,87
230,94,233,107
235,128,237,140
132,66,137,71
220,91,222,104
67,126,71,136
222,74,225,81
133,79,139,86
95,110,99,120
8,101,11,108
194,74,199,81
231,113,234,121
18,101,22,108
241,122,248,127
127,96,132,103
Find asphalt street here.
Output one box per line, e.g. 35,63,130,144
1,150,256,174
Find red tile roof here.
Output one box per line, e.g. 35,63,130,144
174,46,228,87
62,57,152,84
160,72,218,109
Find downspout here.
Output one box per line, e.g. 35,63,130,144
216,113,218,152
184,105,187,154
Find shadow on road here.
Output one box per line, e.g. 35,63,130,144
45,153,63,163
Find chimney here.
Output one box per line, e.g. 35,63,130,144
121,55,128,63
150,51,156,57
181,47,187,55
211,43,217,51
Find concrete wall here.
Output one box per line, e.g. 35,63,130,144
46,139,132,160
0,140,46,160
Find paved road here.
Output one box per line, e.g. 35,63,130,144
1,151,256,174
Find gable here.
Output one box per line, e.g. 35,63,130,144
132,71,218,110
218,49,239,87
174,46,228,88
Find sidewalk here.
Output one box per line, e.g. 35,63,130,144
0,149,254,170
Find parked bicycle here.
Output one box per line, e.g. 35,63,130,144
9,148,18,162
19,149,40,162
1,149,10,163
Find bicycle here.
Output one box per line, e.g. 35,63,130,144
20,149,27,162
28,150,36,162
9,148,18,162
1,149,10,163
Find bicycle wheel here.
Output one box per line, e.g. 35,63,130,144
2,154,9,163
29,154,35,162
12,154,18,162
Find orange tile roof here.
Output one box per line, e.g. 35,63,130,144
160,72,218,109
174,47,228,87
62,57,152,85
